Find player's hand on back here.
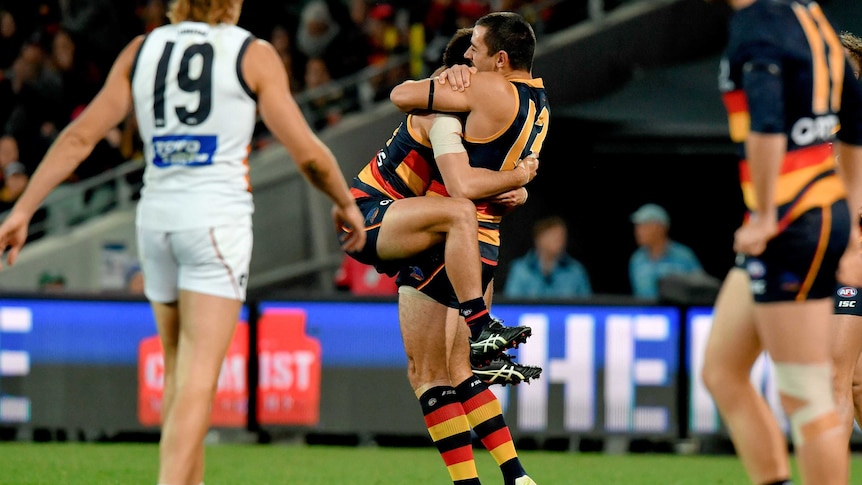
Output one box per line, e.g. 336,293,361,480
436,64,477,91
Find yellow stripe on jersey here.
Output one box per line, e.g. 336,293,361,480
394,162,429,195
356,165,389,195
740,157,837,208
808,3,845,112
478,226,500,246
500,100,537,172
727,111,750,143
793,3,830,114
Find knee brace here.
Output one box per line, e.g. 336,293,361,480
773,362,838,445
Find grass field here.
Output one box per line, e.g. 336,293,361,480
2,442,862,484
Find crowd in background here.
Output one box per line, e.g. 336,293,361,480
0,0,589,192
1,0,649,295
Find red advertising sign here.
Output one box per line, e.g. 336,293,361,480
137,309,321,427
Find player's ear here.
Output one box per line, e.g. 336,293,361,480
496,51,508,69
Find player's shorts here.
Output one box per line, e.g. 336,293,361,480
736,201,849,303
834,285,862,316
396,241,498,309
343,196,401,277
136,224,252,303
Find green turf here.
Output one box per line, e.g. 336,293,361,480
1,442,861,484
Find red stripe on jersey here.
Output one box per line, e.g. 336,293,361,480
481,257,498,267
738,143,832,181
722,89,748,114
402,149,432,185
424,402,466,428
441,445,475,466
427,180,450,197
463,389,496,414
350,187,370,198
369,157,406,199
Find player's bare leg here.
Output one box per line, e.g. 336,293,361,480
400,288,481,484
157,291,241,485
830,314,862,443
757,299,847,485
702,268,791,484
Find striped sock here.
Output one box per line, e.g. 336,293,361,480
456,376,526,485
459,297,492,339
419,386,481,485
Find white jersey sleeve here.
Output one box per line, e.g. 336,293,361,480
132,22,258,230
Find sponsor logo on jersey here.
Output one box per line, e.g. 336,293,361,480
790,115,838,146
152,134,217,167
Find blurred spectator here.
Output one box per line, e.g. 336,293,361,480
295,0,368,81
0,8,24,70
304,57,350,130
4,31,64,166
0,134,29,211
139,0,168,33
38,269,66,292
503,216,592,299
629,203,703,299
334,255,397,296
57,0,129,75
269,24,297,91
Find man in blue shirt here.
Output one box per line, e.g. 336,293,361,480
628,203,702,299
504,216,591,299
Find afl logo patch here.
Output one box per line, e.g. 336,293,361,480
746,260,765,279
838,287,858,298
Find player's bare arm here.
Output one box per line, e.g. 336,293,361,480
733,132,784,256
244,39,365,252
411,114,536,200
389,71,513,121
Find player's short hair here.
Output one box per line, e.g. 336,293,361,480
443,28,473,68
841,31,862,79
476,12,536,72
168,0,240,25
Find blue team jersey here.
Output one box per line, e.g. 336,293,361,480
719,0,862,229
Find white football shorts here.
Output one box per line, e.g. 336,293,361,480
136,225,253,302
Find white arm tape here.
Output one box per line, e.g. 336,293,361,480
429,114,466,159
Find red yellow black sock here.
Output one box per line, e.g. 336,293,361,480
459,297,492,339
456,376,526,485
419,386,481,485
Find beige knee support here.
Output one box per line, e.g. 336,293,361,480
773,362,838,445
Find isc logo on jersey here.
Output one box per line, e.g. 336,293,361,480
152,135,217,167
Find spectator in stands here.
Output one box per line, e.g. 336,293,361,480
140,0,169,33
503,216,592,299
0,8,24,70
303,57,347,131
334,255,397,296
295,0,368,81
0,135,28,211
629,203,703,299
269,24,297,92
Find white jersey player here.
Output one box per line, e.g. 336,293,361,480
0,1,365,484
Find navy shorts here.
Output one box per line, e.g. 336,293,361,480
737,201,850,303
342,196,401,277
396,241,498,309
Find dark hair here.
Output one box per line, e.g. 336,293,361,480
443,28,473,68
532,216,566,239
475,12,536,72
